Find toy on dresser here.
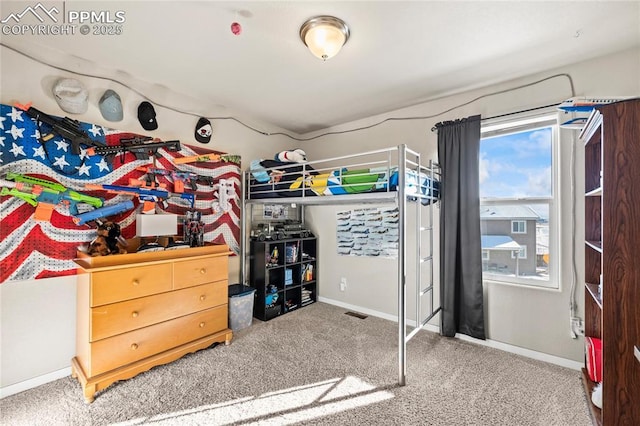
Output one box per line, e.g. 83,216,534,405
87,221,127,256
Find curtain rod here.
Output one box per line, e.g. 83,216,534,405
430,103,560,132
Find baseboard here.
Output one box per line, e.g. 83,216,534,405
318,297,400,323
1,299,582,398
318,296,583,371
0,367,71,399
442,327,584,370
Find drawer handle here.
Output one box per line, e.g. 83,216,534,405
199,322,205,328
131,343,138,350
200,268,206,274
132,279,140,286
200,295,206,301
132,311,139,318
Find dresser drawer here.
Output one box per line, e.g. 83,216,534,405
89,305,227,376
91,264,173,306
91,281,228,341
173,256,227,289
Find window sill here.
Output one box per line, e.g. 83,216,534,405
482,276,560,292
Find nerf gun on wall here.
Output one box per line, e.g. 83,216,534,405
0,185,38,207
19,106,101,155
72,200,134,226
1,173,104,221
136,166,198,193
173,153,241,165
86,137,181,163
85,183,195,214
136,166,218,192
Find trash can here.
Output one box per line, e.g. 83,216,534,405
228,284,256,331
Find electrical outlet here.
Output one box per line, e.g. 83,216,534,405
571,317,585,337
340,277,347,291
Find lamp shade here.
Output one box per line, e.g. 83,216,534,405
300,16,350,61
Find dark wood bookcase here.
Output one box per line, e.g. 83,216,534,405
580,98,640,425
250,236,317,321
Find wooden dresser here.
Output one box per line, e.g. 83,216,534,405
71,244,233,403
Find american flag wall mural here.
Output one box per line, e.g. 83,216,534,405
0,104,241,283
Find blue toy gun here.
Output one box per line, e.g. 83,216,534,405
72,200,134,226
2,173,104,221
85,183,195,214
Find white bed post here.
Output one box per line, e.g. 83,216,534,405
240,169,247,285
398,144,407,386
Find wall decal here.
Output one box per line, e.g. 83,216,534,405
336,207,399,258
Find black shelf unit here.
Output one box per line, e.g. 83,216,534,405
250,236,317,321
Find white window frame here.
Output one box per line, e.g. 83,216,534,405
480,113,560,290
482,250,490,260
511,220,526,234
511,246,527,259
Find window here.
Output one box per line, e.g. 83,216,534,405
511,247,527,259
479,114,559,289
511,220,526,234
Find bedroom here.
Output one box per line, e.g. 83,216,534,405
1,1,639,424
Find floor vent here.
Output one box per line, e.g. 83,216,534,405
345,311,368,319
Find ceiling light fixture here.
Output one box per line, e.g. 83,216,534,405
299,16,350,61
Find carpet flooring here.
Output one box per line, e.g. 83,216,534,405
1,302,591,425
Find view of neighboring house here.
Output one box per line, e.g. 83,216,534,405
480,205,541,276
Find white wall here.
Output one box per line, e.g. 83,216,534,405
0,44,294,391
2,43,638,394
299,47,640,362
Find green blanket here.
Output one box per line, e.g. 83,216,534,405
340,169,382,193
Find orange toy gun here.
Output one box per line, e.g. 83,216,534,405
136,166,198,193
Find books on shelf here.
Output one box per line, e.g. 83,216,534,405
301,288,313,306
301,264,314,282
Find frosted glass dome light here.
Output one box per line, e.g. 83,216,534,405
300,16,350,61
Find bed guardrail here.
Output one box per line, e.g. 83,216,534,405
245,145,440,204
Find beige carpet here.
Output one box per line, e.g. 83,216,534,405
1,302,591,425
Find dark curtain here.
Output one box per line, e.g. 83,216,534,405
436,115,486,339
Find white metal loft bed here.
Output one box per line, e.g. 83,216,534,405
240,144,442,386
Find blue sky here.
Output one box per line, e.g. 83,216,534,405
479,126,552,199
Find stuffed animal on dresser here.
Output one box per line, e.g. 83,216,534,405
87,221,127,256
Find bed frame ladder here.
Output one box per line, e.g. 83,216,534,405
398,150,442,386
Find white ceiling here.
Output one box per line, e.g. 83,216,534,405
2,1,639,134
